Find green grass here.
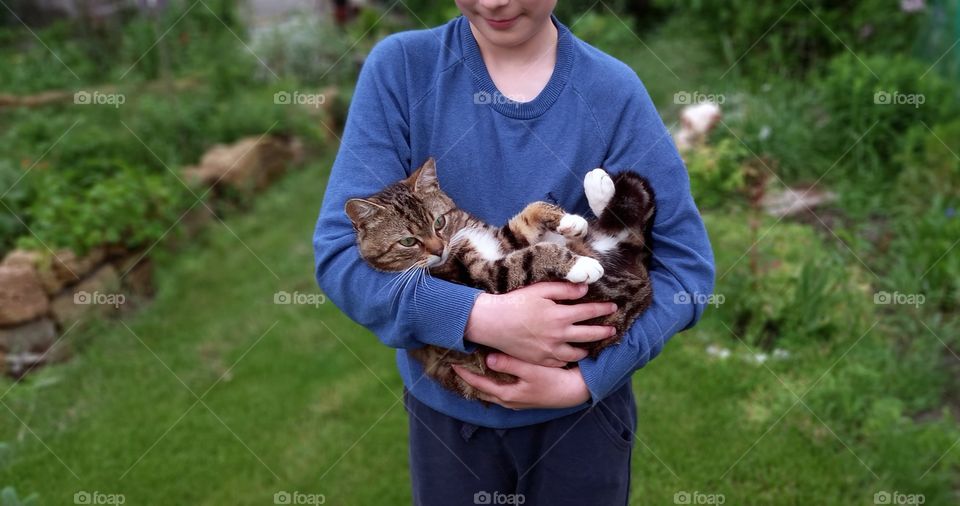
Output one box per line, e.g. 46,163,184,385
2,159,957,505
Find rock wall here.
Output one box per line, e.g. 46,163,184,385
0,135,301,378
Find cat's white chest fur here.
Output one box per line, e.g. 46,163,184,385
453,228,503,261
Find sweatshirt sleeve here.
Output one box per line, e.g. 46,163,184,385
313,36,483,352
577,79,716,402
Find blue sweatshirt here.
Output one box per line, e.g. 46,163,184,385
313,15,715,429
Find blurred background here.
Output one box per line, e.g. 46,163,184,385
0,0,958,504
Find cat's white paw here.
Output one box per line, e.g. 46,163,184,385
557,214,588,238
584,168,615,217
565,256,604,284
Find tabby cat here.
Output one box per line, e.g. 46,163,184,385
345,158,655,400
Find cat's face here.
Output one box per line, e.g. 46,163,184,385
346,158,457,271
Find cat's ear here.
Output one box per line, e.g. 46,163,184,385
408,157,440,194
345,198,385,228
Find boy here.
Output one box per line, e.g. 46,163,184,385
313,1,715,504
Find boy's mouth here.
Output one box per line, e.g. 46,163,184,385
484,15,519,30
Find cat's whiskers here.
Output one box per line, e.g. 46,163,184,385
384,264,418,293
386,265,419,306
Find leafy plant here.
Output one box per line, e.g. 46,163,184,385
0,487,37,506
0,161,31,256
20,164,192,255
708,214,872,348
885,195,960,310
683,138,749,208
655,0,928,76
815,53,960,186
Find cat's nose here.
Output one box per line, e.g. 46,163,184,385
424,238,444,257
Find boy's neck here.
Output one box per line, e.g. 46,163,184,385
468,17,558,102
468,16,557,67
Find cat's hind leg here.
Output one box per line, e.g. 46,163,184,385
584,169,655,233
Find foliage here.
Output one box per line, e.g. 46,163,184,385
813,53,959,185
18,165,191,255
655,0,928,76
0,487,37,506
707,214,873,349
896,118,960,205
249,15,357,86
0,161,30,256
683,138,749,208
568,11,641,54
884,196,960,311
0,0,250,93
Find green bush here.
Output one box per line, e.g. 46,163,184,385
815,53,960,185
249,16,357,86
569,12,641,55
707,213,873,348
896,118,960,205
0,0,249,93
654,0,927,76
683,138,749,209
19,164,191,255
884,196,960,310
0,161,30,257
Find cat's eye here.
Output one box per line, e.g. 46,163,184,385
399,237,418,247
434,215,446,229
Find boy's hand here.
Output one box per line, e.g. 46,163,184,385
452,353,591,409
464,282,616,367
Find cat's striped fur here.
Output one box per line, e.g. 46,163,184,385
346,158,655,400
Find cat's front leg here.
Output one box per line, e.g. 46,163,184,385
471,243,603,293
502,202,589,246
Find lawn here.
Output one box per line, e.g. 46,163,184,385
1,157,956,504
2,2,959,505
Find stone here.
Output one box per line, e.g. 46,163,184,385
181,204,218,239
0,264,50,326
183,136,294,193
761,186,839,218
2,248,64,294
51,247,106,286
115,255,154,297
50,265,123,326
0,318,56,353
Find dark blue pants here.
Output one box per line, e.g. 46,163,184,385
405,383,636,506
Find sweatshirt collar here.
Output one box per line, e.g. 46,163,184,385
459,14,574,120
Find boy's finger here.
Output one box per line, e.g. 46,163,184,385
452,365,506,398
554,345,589,362
486,353,537,376
526,281,588,301
562,324,617,343
560,302,618,324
